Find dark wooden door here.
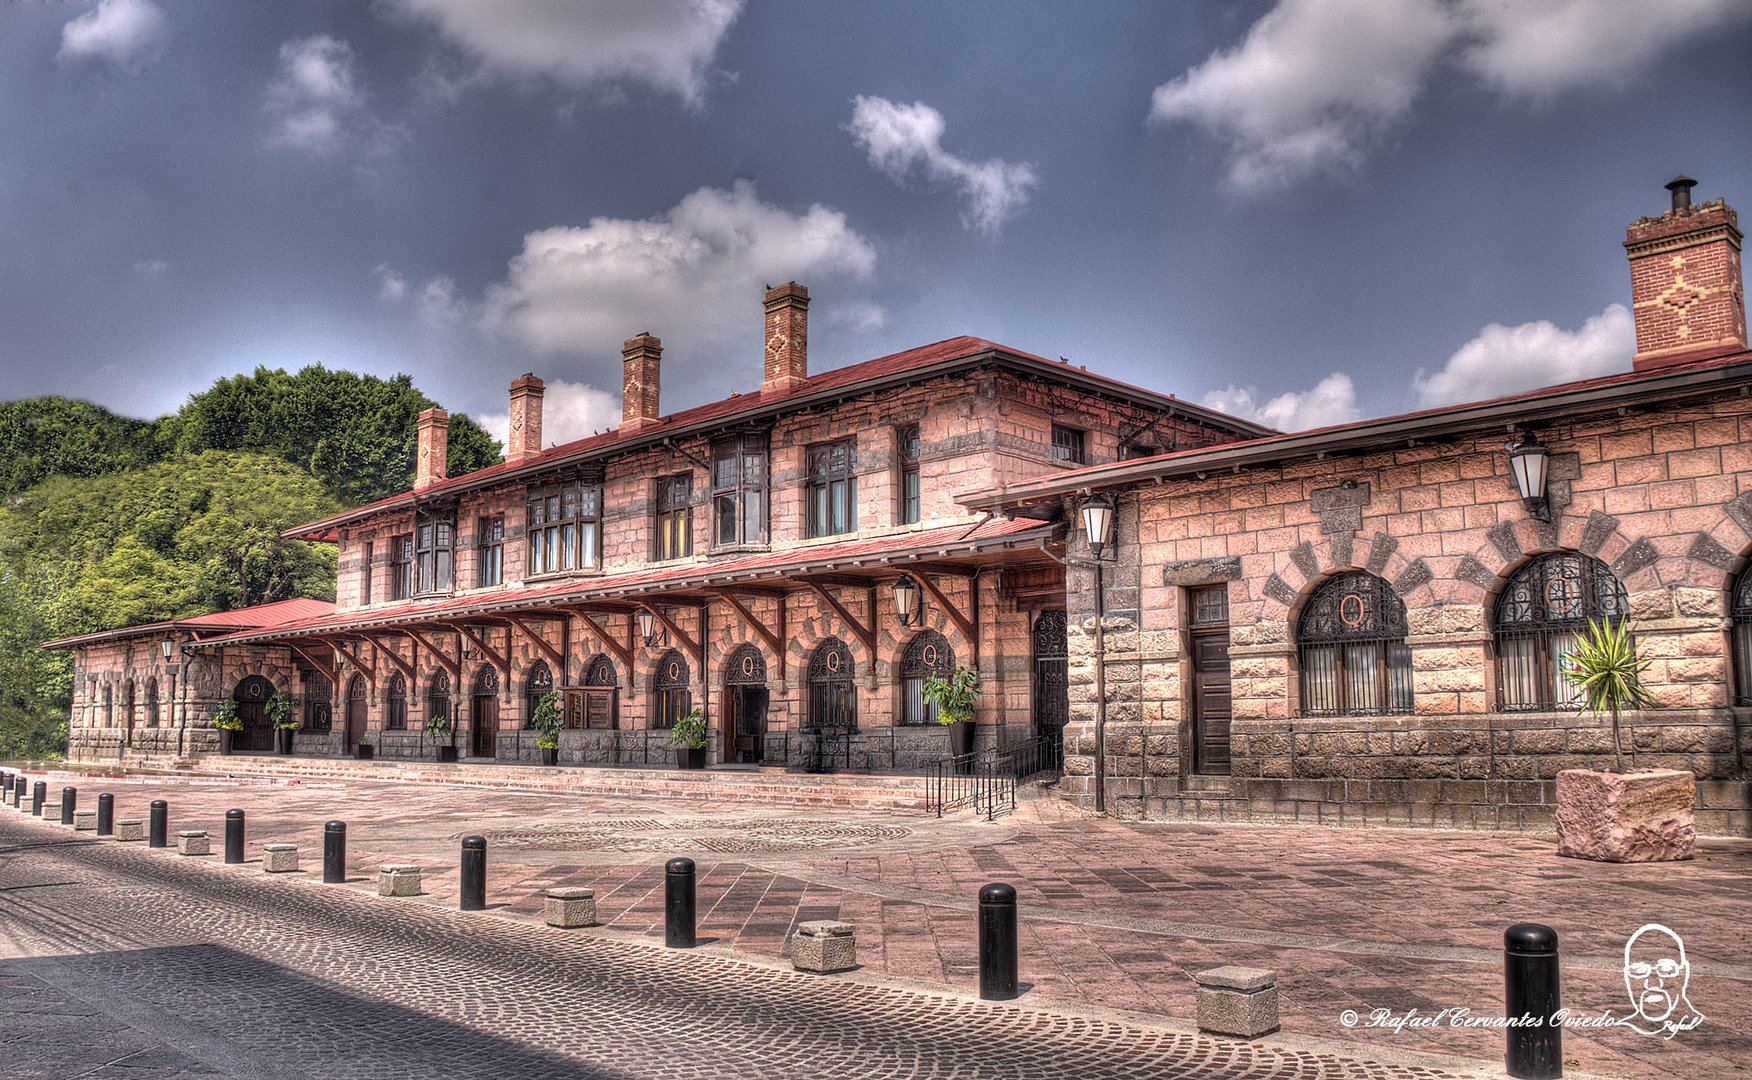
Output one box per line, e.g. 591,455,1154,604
472,690,498,757
1032,610,1069,762
345,678,366,751
1191,632,1232,774
732,686,767,763
234,676,274,751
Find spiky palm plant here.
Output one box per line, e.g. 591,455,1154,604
1562,617,1654,772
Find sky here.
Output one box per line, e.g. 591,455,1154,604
3,0,1751,446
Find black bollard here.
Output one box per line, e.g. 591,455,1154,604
224,808,244,864
13,775,24,806
97,793,114,836
460,835,487,911
1504,923,1562,1080
665,858,696,948
149,800,168,848
323,820,347,884
978,882,1019,1000
31,781,45,816
61,787,76,825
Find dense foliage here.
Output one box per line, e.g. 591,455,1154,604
0,397,159,497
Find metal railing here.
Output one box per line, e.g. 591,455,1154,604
925,734,1063,820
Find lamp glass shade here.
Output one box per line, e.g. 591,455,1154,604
160,637,173,659
1081,495,1115,556
892,574,921,624
637,609,657,645
1509,436,1549,508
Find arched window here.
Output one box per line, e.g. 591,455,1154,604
123,680,136,726
304,672,333,731
427,671,452,728
1297,572,1413,716
524,661,554,727
584,655,617,687
724,644,766,686
1734,565,1752,706
899,630,954,725
386,673,408,730
807,638,857,731
1496,552,1628,711
577,654,618,730
652,650,691,728
144,678,160,727
474,666,499,697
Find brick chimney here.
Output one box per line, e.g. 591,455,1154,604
762,282,810,394
506,374,544,463
1625,176,1746,371
414,407,448,490
621,333,662,431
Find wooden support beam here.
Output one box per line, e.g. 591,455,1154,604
567,609,632,672
637,602,702,668
361,634,414,682
442,623,509,679
287,641,338,685
404,627,460,679
712,590,785,681
505,615,565,673
801,571,880,589
905,561,979,579
333,639,376,687
801,581,875,657
913,572,977,666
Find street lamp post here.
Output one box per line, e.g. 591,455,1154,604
1081,494,1115,816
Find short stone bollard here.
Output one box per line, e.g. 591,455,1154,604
543,887,596,929
114,819,146,842
177,830,211,856
73,810,98,831
378,864,422,897
261,843,300,873
41,802,61,823
791,920,858,974
1194,966,1280,1039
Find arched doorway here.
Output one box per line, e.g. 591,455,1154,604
345,675,367,753
524,661,553,729
1032,610,1068,762
722,644,768,764
472,667,500,758
581,655,618,729
233,676,275,752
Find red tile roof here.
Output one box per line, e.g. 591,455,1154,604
284,336,1271,540
42,598,337,650
198,516,1052,647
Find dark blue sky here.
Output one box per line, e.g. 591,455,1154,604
4,1,1750,443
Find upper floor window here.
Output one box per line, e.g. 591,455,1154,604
1298,572,1413,717
711,434,768,547
897,424,921,525
1733,565,1752,706
361,541,373,605
806,439,856,538
527,484,600,576
390,534,414,600
655,474,693,560
1496,552,1629,711
1051,425,1086,465
414,513,454,595
899,630,954,725
477,517,504,588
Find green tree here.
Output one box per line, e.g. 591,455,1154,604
0,397,160,496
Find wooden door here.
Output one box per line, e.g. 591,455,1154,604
472,690,499,757
733,686,767,763
345,677,366,751
1191,633,1232,775
235,676,274,752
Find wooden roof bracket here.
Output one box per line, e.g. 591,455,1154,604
636,602,703,668
505,614,566,673
712,589,787,684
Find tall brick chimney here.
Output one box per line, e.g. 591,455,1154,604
506,373,544,463
1625,176,1746,371
762,282,809,395
621,333,662,431
414,407,448,490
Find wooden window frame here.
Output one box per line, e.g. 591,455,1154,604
1296,572,1414,717
805,438,857,539
361,541,373,605
710,433,768,549
897,424,921,525
389,534,414,600
654,474,693,561
526,483,601,577
1051,424,1087,465
476,516,504,588
414,512,455,596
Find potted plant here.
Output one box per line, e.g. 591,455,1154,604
1554,617,1695,862
671,707,708,770
531,690,563,766
266,693,299,755
212,700,242,755
924,665,982,763
427,711,458,763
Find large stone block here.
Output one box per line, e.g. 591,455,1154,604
114,819,145,842
791,920,857,974
1195,966,1279,1039
177,830,210,856
1555,768,1696,862
378,864,423,897
544,887,596,928
262,843,300,873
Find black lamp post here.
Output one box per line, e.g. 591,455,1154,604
1509,431,1551,521
892,573,924,627
1079,493,1116,814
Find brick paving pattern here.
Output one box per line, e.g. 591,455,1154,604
5,769,1748,1077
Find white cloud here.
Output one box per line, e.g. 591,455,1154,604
131,258,170,278
1412,303,1633,407
372,263,408,303
58,0,168,69
1149,0,1455,190
478,380,620,448
389,0,744,106
482,180,878,361
849,96,1039,234
1202,372,1361,432
1150,0,1752,188
266,36,401,158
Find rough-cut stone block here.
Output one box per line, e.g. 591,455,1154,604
1195,966,1279,1039
378,864,423,897
114,819,145,842
73,810,98,831
544,887,596,928
1555,768,1696,862
41,803,61,822
791,920,858,974
177,830,210,856
262,843,300,873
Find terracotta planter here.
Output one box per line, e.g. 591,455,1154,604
1555,768,1696,862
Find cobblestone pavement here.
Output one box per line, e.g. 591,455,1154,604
9,769,1750,1078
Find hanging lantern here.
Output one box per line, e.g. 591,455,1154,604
637,608,659,646
1508,431,1551,522
892,573,924,627
1081,493,1116,558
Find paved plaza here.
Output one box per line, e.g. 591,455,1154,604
1,770,1747,1078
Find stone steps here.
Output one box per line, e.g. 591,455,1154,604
87,753,933,812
